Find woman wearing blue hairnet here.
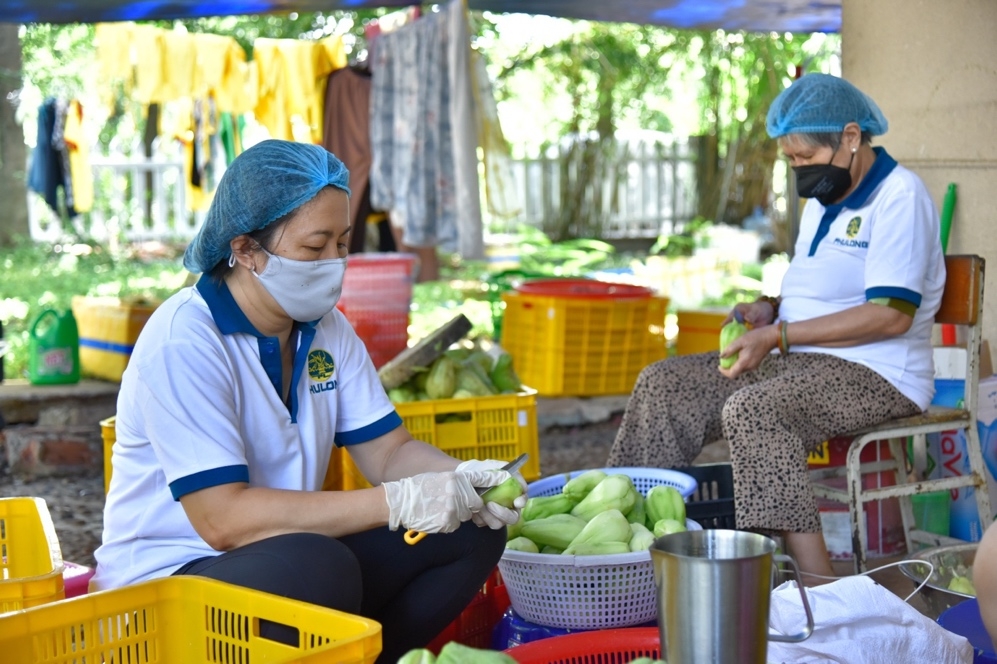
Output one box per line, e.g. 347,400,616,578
92,139,526,662
608,74,945,583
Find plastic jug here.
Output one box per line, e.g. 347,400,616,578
28,309,80,385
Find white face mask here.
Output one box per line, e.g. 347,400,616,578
252,249,348,321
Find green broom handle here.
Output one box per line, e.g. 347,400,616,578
940,183,957,254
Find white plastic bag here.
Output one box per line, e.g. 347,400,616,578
767,575,973,663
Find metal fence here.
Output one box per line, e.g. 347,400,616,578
495,137,699,239
29,137,697,244
27,154,200,245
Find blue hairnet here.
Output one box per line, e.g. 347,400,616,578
766,73,889,139
183,139,351,273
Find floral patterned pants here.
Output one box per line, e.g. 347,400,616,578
607,351,921,533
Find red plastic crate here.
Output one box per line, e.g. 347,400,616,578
427,568,509,653
505,627,660,663
337,253,416,368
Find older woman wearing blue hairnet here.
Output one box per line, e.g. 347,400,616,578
92,139,526,662
608,74,945,583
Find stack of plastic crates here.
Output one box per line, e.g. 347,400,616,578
337,253,417,368
500,279,668,396
426,568,509,652
0,576,382,663
0,497,65,614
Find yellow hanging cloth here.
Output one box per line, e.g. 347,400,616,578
252,36,346,143
94,23,134,116
63,100,94,213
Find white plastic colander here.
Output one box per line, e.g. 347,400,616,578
499,467,700,630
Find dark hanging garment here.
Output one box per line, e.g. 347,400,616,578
323,67,375,253
28,98,77,217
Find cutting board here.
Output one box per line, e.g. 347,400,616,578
377,314,472,389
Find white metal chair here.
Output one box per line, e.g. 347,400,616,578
810,255,991,573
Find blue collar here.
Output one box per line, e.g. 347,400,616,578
807,146,898,256
196,275,316,423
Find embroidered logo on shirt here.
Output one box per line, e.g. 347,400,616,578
845,216,862,238
308,350,338,394
308,350,335,381
833,215,869,248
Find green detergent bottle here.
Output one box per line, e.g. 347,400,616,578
28,309,81,385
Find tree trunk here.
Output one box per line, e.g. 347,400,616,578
0,24,29,246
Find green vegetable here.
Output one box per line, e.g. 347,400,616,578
425,356,458,400
506,536,540,553
436,641,518,664
566,541,631,556
387,386,416,403
540,545,564,554
652,518,687,538
520,514,587,550
489,351,523,392
626,492,646,525
522,494,577,521
948,575,976,596
444,347,473,363
628,522,655,552
719,318,749,369
507,513,524,540
563,509,632,554
466,350,495,374
645,485,686,527
562,469,607,501
397,649,436,664
481,476,524,509
452,389,476,399
570,474,637,522
456,361,499,396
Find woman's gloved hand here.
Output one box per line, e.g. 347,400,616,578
457,459,529,529
383,471,484,533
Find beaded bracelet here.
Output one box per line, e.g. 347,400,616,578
757,295,780,320
778,320,790,355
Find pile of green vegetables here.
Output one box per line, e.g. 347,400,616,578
397,643,665,663
385,346,523,404
505,470,688,556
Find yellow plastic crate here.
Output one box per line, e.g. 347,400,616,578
324,389,541,491
101,416,116,494
0,576,382,663
71,296,158,382
500,286,668,397
675,309,728,356
0,498,65,614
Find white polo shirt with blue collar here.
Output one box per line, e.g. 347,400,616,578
779,147,945,410
92,275,401,590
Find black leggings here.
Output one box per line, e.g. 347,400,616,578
173,523,505,663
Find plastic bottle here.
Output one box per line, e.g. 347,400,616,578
28,309,81,385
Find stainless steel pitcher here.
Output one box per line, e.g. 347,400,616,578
650,529,814,664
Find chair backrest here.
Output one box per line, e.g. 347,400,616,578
936,255,986,414
936,255,984,326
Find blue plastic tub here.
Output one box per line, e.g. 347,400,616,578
937,597,997,664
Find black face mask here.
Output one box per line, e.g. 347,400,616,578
793,144,855,206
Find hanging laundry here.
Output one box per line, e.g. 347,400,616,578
51,98,76,212
252,36,346,143
63,100,94,213
218,112,245,165
446,0,484,259
28,98,78,218
472,51,521,220
369,0,486,257
323,66,376,253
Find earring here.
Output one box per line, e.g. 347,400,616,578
851,147,857,154
228,254,237,268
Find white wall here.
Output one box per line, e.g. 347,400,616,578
842,0,997,344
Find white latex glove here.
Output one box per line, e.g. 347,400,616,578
456,459,529,530
383,470,502,534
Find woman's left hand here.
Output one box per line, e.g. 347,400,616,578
718,324,780,379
